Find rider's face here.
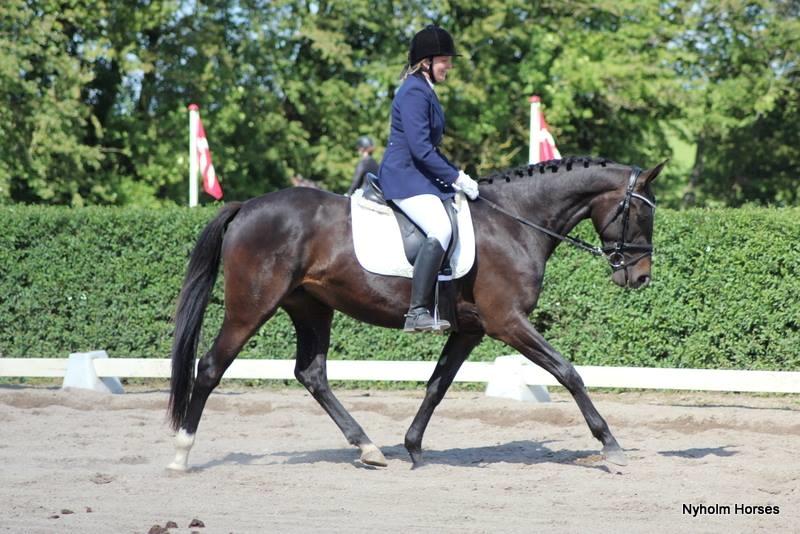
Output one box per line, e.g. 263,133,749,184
429,56,453,83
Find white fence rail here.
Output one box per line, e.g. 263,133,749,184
2,357,799,393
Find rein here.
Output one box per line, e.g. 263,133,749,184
477,167,655,271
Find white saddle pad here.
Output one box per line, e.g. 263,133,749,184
350,189,476,279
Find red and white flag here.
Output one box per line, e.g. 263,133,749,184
529,96,562,164
188,104,223,201
195,117,223,200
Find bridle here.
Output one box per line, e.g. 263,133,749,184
477,167,656,272
597,167,656,271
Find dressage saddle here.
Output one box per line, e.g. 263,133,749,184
360,172,459,269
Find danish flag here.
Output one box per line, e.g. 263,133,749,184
529,96,562,164
190,105,223,200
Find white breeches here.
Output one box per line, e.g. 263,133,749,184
393,194,452,251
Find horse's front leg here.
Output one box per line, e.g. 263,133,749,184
485,312,627,466
405,329,484,467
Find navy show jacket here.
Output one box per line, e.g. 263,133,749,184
378,73,458,200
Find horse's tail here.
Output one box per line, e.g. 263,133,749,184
168,202,242,430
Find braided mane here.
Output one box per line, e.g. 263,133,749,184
477,156,614,184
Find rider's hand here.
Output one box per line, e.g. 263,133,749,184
454,170,479,200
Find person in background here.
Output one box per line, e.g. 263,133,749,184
347,136,380,196
377,24,479,333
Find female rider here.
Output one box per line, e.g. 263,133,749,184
377,25,479,333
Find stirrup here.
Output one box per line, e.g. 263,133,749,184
403,308,450,333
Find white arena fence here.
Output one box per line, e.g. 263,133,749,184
1,356,799,394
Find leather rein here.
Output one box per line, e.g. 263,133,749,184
477,167,656,272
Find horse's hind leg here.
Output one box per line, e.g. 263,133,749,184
283,292,387,467
170,256,288,471
168,312,272,471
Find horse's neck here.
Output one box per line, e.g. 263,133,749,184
486,166,623,246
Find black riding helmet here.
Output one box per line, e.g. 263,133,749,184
408,25,460,83
355,136,374,150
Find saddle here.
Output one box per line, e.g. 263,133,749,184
354,172,472,331
361,173,459,271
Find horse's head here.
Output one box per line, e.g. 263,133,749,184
591,161,666,289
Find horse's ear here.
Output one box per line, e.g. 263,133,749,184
643,159,669,184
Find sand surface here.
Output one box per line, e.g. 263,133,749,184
1,385,798,533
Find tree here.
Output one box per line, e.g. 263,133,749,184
0,1,103,205
679,0,800,206
0,0,797,207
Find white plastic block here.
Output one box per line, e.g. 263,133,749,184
485,354,550,402
62,351,124,394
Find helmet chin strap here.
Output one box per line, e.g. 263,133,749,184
427,57,437,84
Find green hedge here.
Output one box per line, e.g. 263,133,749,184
1,205,798,370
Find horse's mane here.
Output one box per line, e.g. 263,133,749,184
477,156,615,184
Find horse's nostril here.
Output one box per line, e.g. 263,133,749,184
637,274,651,287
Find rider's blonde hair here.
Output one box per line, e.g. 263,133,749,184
399,58,430,81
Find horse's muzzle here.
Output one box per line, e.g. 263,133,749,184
611,258,652,289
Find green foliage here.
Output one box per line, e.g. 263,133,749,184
1,205,798,372
536,208,800,370
0,205,206,355
677,0,800,207
0,1,104,204
0,1,797,207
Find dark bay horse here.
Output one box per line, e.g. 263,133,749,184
167,156,665,471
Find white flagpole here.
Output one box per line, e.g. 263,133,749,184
188,104,199,207
529,95,541,164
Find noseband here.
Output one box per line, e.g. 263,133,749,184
478,167,656,272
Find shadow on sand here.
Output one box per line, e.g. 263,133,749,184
268,440,616,473
185,443,740,472
192,452,271,470
658,445,739,459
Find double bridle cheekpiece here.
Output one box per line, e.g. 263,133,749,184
478,167,656,272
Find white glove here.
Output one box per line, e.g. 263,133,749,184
453,170,479,200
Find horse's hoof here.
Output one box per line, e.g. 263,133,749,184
602,445,628,466
407,449,424,468
166,461,189,472
359,444,388,467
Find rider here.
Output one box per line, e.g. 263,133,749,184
347,136,380,196
377,25,480,333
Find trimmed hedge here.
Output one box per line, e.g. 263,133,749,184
1,205,798,370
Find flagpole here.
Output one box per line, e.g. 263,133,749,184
529,95,541,164
188,104,199,207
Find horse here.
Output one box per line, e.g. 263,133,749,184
167,156,664,471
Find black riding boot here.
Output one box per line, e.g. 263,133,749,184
404,237,451,333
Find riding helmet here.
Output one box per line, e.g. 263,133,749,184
355,136,374,150
408,25,460,66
